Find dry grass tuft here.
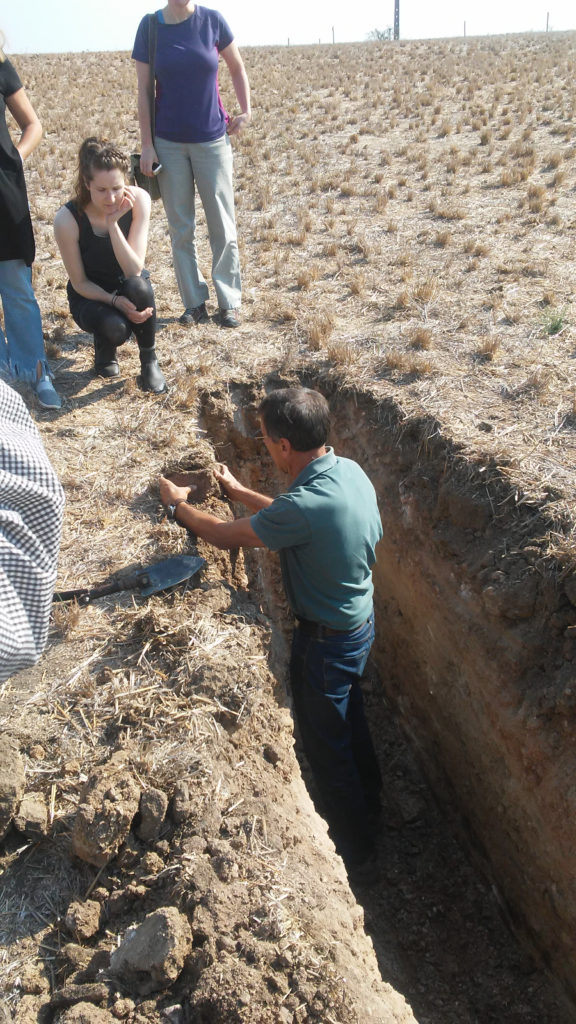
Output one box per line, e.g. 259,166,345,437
271,302,298,323
51,599,83,637
476,336,501,362
383,350,434,377
326,340,357,367
411,278,438,306
434,230,452,248
349,270,367,297
409,326,434,350
175,377,198,410
504,367,554,400
303,313,336,350
296,265,321,290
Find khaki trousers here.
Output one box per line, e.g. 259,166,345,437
155,133,241,311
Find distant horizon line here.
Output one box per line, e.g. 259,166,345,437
7,25,576,57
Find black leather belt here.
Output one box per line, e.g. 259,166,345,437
295,617,368,638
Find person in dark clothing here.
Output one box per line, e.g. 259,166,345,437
0,36,61,408
54,137,166,393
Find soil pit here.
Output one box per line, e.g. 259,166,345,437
1,378,575,1023
200,377,576,1022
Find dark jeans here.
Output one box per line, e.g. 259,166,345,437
289,612,382,865
68,272,156,353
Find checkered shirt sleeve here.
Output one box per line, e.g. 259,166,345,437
0,381,64,683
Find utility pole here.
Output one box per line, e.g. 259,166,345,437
394,0,400,40
546,11,550,31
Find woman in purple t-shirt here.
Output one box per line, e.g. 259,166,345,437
132,1,251,328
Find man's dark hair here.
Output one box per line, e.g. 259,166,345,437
258,388,330,451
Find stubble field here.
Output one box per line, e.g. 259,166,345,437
1,30,576,1024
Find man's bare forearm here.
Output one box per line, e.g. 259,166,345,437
214,465,273,512
174,503,262,549
227,484,272,512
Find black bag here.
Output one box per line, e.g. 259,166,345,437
130,153,161,201
130,14,161,202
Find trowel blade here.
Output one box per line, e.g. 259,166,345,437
136,555,206,596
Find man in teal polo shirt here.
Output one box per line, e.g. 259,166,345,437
159,387,383,877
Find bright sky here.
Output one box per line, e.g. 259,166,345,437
2,1,574,54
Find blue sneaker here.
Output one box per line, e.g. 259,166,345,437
35,376,62,410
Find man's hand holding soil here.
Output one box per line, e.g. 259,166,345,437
158,473,261,548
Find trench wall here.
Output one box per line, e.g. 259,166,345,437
201,379,576,1007
327,386,576,1004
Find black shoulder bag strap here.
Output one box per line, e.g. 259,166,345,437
148,13,158,144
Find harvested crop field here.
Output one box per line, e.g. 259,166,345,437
2,30,576,1023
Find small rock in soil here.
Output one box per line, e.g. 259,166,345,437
262,743,280,765
137,786,168,842
170,781,192,824
50,983,110,1010
14,791,49,838
111,998,135,1019
61,944,93,970
64,899,102,941
71,763,140,867
136,850,165,878
109,905,192,995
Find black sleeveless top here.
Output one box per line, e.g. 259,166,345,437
0,60,35,265
65,200,133,299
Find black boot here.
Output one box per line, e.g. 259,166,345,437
94,338,119,377
139,347,167,393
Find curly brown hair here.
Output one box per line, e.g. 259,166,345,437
73,137,129,210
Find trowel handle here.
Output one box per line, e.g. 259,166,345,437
52,578,133,606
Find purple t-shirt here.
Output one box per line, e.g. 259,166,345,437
132,6,234,144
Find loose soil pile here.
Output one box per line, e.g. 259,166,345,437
1,481,410,1023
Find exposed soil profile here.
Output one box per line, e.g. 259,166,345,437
1,375,574,1024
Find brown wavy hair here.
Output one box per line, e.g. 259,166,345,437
73,137,129,210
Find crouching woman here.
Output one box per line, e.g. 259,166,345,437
54,137,166,393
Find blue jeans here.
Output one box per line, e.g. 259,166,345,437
154,134,241,311
289,612,382,865
0,260,49,383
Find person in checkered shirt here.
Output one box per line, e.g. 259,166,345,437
0,380,64,682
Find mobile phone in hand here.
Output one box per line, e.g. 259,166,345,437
152,162,163,176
